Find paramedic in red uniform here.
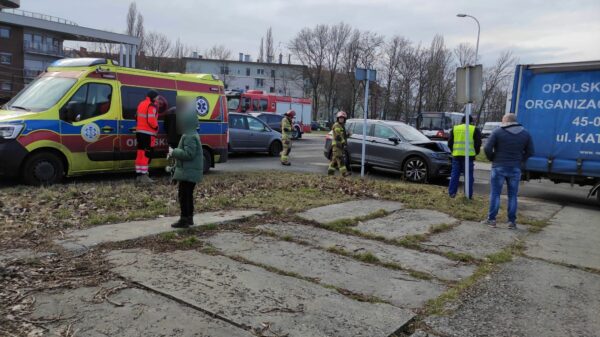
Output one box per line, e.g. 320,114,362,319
135,90,159,183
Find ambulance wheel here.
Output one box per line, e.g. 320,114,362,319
203,148,211,174
269,141,282,157
23,152,65,186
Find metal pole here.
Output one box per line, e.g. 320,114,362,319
131,45,137,68
468,15,481,63
119,44,124,66
360,70,370,178
465,66,471,199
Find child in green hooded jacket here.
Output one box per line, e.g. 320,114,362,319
168,108,203,228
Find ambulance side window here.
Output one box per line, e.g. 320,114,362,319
61,83,112,123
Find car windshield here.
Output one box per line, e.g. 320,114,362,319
227,97,240,111
5,77,77,113
420,116,444,130
394,123,431,143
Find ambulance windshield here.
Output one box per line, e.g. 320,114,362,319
5,77,77,113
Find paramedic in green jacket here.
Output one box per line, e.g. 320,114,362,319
168,105,203,228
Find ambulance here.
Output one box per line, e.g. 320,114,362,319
0,58,229,185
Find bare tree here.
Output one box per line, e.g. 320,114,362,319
265,27,274,63
475,50,517,124
339,29,361,118
171,38,191,72
126,2,137,36
144,31,172,71
205,45,232,60
380,36,408,119
289,25,329,120
322,22,351,121
454,43,475,67
258,38,264,63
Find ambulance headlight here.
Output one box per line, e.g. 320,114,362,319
0,124,24,139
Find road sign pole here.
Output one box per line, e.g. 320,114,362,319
361,70,370,178
465,66,471,199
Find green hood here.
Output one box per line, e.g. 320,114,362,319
177,109,199,134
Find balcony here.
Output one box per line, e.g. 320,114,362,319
24,41,65,57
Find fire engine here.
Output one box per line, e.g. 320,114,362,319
226,90,312,135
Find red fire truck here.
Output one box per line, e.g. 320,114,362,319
226,90,312,134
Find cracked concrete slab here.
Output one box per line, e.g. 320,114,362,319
203,231,446,309
108,249,413,337
425,257,600,337
526,206,600,270
354,209,458,239
0,249,54,266
512,197,563,222
54,210,263,252
257,223,475,281
30,281,253,337
297,199,403,224
423,221,526,259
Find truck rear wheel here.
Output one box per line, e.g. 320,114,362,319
22,152,65,186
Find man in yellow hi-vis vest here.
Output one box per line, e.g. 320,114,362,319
448,115,482,199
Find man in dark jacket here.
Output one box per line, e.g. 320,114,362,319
483,113,534,229
448,115,482,199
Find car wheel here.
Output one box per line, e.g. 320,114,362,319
403,156,428,183
202,148,212,174
292,126,301,140
269,141,282,157
23,152,65,186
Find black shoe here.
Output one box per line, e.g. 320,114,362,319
184,216,195,227
171,217,190,228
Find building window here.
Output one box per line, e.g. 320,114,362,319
246,68,250,76
0,53,12,65
255,79,264,87
257,68,265,75
271,69,276,78
0,27,10,39
269,87,275,93
1,82,12,92
220,66,229,75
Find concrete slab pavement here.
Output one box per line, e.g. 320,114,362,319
425,257,600,337
257,223,475,281
422,221,528,259
203,231,446,309
526,206,600,270
54,210,264,252
355,209,458,239
297,199,404,224
31,281,253,337
108,249,414,337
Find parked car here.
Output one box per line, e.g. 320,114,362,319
250,112,303,139
481,122,502,138
228,112,282,156
323,119,451,183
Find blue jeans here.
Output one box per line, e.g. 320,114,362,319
448,157,474,199
488,166,522,223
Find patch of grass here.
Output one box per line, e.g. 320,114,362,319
476,151,489,163
443,251,477,263
354,251,380,263
429,223,454,234
159,232,177,241
486,250,513,264
202,223,218,231
395,234,426,249
324,209,389,228
282,235,293,241
200,244,218,255
181,236,198,247
408,270,434,280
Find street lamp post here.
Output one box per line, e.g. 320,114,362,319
457,13,480,63
456,13,481,200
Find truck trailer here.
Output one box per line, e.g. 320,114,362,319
510,60,600,205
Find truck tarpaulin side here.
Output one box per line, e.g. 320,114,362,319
511,62,600,178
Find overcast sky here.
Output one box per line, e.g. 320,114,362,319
18,0,600,66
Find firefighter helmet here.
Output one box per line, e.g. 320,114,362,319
336,111,348,119
285,110,296,118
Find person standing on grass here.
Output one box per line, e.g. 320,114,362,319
168,106,203,228
448,115,482,199
135,90,159,184
483,113,534,229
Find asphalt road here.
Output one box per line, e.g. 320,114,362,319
222,133,598,208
